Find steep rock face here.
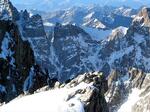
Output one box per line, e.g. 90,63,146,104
51,24,100,81
105,70,127,112
0,20,35,103
28,22,102,82
20,10,46,37
115,69,150,112
99,7,150,75
131,73,150,112
0,1,48,103
103,7,150,112
137,7,150,27
0,0,19,21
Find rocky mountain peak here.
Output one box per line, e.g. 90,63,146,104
138,7,150,26
108,26,128,41
0,0,19,21
22,9,30,21
21,12,46,37
133,7,150,27
129,7,150,36
54,23,90,38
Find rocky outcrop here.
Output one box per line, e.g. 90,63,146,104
105,70,127,112
21,10,46,37
130,72,150,112
64,72,108,112
105,68,147,112
137,7,150,26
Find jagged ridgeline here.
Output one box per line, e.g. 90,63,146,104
0,0,47,103
0,0,150,112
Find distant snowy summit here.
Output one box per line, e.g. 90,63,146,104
42,5,137,30
0,0,150,112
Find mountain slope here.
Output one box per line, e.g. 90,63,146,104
12,0,150,11
0,0,49,104
1,1,150,112
0,72,108,112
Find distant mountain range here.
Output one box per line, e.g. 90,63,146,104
41,5,137,30
1,0,150,112
12,0,150,11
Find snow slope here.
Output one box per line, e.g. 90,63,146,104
0,82,93,112
117,88,142,112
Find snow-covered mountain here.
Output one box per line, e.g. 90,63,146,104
12,0,150,11
0,0,48,104
42,5,137,30
0,72,108,112
1,0,150,112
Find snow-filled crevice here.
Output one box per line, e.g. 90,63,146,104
23,67,35,93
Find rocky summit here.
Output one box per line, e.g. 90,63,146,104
0,0,150,112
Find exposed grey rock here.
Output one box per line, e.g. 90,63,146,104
21,11,46,37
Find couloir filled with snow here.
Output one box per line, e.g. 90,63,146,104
0,82,93,112
117,88,143,112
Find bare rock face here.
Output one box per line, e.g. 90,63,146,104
131,74,150,112
105,70,127,112
0,0,47,103
0,20,35,103
129,68,146,89
137,7,150,27
21,11,46,37
106,68,149,112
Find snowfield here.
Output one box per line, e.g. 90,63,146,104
117,88,142,112
83,27,112,41
0,82,93,112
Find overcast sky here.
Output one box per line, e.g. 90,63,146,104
10,0,150,11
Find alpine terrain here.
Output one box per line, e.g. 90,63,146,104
0,0,150,112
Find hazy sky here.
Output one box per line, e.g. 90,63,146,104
11,0,150,11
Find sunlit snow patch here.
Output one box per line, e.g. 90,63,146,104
117,88,142,112
0,82,93,112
